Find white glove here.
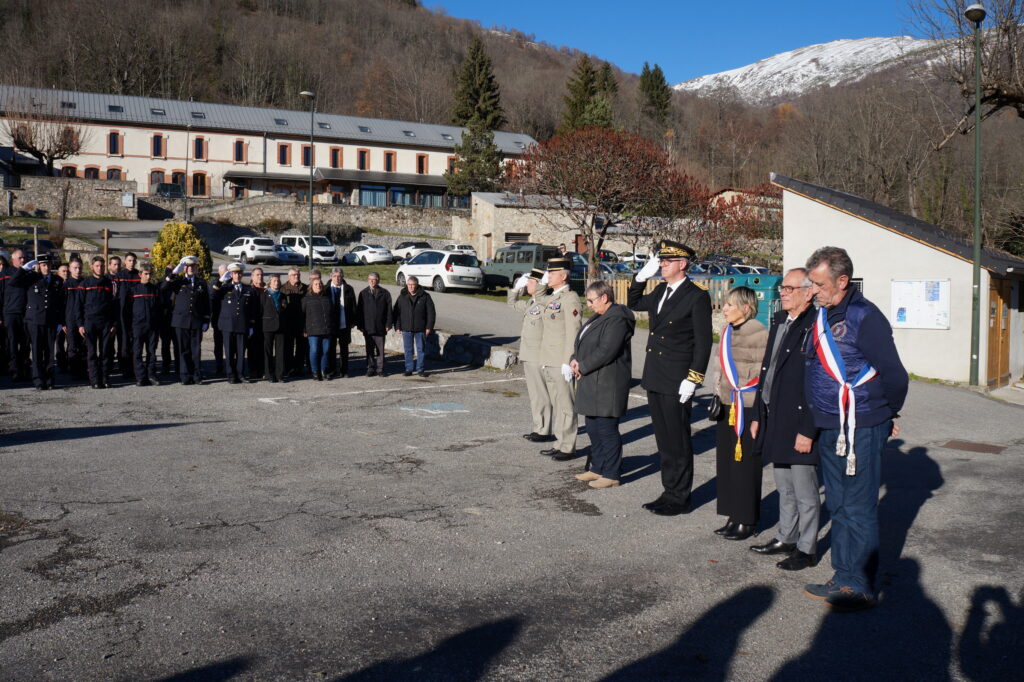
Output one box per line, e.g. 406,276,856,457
561,363,574,382
23,259,40,270
635,256,661,282
678,379,696,403
513,274,530,291
540,271,549,285
201,323,209,333
172,262,185,275
219,271,231,283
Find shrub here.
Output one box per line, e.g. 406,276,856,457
150,221,212,277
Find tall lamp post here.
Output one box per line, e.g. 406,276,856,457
299,90,316,272
965,3,986,386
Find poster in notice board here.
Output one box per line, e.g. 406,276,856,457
890,279,950,330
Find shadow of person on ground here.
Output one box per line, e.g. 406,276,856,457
334,617,520,682
602,586,774,681
959,585,1024,679
1,422,220,447
154,655,253,682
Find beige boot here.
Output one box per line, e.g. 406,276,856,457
589,477,620,489
575,471,601,482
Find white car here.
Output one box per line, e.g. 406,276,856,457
278,235,339,264
441,244,477,257
619,251,650,263
396,250,484,293
731,264,771,275
223,237,277,264
343,244,393,265
391,240,433,262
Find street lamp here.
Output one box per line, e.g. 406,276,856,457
965,3,985,386
299,90,316,272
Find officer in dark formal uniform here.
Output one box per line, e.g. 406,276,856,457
63,258,88,380
628,240,713,516
158,266,178,376
76,255,118,389
0,248,31,381
106,255,126,378
210,263,228,376
165,255,210,385
20,258,66,389
114,252,140,379
211,261,255,384
129,263,163,386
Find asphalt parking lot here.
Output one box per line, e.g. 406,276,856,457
1,351,1022,681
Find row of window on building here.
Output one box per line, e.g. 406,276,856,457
60,165,209,195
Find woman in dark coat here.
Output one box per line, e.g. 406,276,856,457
569,280,635,489
261,275,288,382
302,278,333,381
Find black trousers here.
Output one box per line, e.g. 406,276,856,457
132,327,159,380
248,331,264,378
715,418,762,525
213,327,225,372
175,326,203,382
648,390,696,506
283,330,308,374
225,331,246,380
55,325,68,371
65,325,87,378
327,331,350,376
4,313,29,378
83,322,112,385
263,331,285,380
586,415,623,480
119,313,134,377
159,322,177,374
27,324,56,387
363,333,386,373
111,319,129,374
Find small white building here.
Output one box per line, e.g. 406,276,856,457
772,172,1024,387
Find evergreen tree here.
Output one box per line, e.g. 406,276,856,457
559,54,603,133
579,94,614,130
445,115,503,196
450,36,506,131
638,61,672,128
596,61,618,100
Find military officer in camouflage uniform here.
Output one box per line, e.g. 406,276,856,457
537,256,583,460
508,267,554,444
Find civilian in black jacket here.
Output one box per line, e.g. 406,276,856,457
392,276,435,377
261,275,288,382
76,255,118,388
247,267,266,380
280,268,308,376
0,248,31,381
22,258,66,389
748,268,820,570
158,266,178,376
114,252,140,379
165,256,210,385
302,278,333,381
356,272,392,377
325,268,357,378
211,262,256,384
129,264,163,386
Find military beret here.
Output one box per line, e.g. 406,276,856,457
527,267,545,281
545,256,572,273
657,240,695,260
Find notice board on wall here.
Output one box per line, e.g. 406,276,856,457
891,279,950,330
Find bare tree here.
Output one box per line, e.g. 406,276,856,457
0,93,90,175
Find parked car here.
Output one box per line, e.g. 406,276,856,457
618,251,650,263
343,244,394,265
689,262,729,276
391,240,433,262
153,182,185,198
278,235,339,264
271,243,306,266
223,236,277,264
21,239,60,264
441,244,478,257
481,242,561,288
396,250,483,293
731,264,771,275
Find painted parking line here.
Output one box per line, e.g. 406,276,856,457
257,376,525,405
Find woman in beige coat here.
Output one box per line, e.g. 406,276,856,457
710,286,769,540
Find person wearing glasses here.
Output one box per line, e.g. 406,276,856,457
628,240,713,516
570,280,635,488
748,269,820,569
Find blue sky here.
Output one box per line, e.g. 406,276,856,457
432,0,919,83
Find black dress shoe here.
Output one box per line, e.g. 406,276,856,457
403,371,413,377
551,450,577,461
777,551,817,571
539,448,558,456
523,432,541,441
750,539,796,555
230,377,242,384
651,502,692,516
270,377,280,383
182,378,195,386
642,498,669,511
724,524,756,540
136,381,146,387
714,520,738,536
418,371,428,377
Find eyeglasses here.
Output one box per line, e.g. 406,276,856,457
777,285,811,294
585,297,598,304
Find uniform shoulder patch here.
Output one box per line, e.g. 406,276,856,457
692,280,708,291
572,309,578,317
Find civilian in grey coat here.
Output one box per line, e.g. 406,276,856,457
569,280,635,488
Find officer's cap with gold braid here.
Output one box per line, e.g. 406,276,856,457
227,261,246,273
657,239,696,260
545,256,572,273
527,267,545,281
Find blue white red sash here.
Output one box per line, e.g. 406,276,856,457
813,306,878,475
720,324,759,461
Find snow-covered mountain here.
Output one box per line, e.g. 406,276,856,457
675,36,945,105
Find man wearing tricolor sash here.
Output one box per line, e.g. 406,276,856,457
802,247,908,613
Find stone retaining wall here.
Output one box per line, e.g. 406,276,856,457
4,176,138,220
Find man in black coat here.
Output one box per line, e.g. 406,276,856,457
356,272,392,377
326,268,357,378
129,264,164,386
247,267,267,380
749,268,820,570
261,274,288,382
113,252,140,379
628,240,713,516
63,258,88,380
392,275,436,377
21,258,66,389
76,255,118,389
280,267,308,377
211,262,256,384
165,255,210,385
209,263,228,376
0,248,31,381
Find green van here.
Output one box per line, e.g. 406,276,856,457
482,243,562,289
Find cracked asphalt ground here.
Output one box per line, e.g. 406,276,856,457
1,355,1023,681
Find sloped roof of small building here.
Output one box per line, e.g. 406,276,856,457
0,85,536,156
771,172,1024,277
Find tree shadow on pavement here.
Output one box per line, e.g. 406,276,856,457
333,617,520,682
153,655,253,682
1,422,220,446
959,585,1024,679
601,585,774,681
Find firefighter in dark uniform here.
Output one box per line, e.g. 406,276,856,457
21,258,66,389
210,263,228,376
165,255,210,385
628,240,713,516
211,261,255,384
129,263,163,386
63,258,88,380
1,248,31,381
158,266,178,376
76,255,118,389
114,252,140,379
